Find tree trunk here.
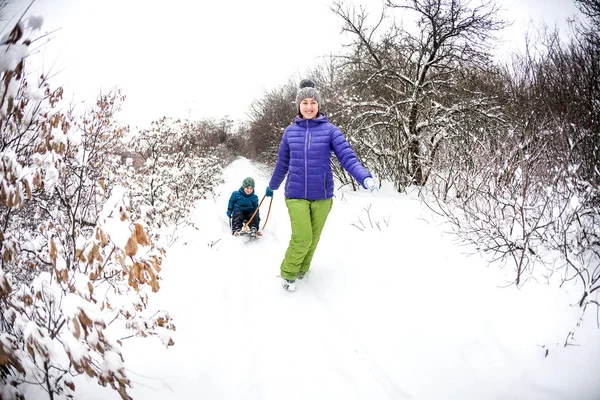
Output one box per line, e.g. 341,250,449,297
408,137,423,185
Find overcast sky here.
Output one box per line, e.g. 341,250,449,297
3,0,580,129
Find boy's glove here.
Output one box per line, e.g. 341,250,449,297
363,177,379,194
226,210,232,218
266,187,274,197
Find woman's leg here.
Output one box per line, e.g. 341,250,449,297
280,199,312,280
299,198,333,275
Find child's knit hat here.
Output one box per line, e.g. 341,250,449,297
242,177,255,188
295,79,322,110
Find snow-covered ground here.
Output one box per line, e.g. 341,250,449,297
74,157,600,400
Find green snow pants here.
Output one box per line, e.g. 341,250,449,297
280,197,333,280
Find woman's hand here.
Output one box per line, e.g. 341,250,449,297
363,177,379,194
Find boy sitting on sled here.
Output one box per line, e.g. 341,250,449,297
226,177,260,236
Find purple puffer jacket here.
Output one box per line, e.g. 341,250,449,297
268,114,372,200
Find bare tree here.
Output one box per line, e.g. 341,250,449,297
245,80,297,164
0,20,175,400
422,6,600,324
332,0,507,187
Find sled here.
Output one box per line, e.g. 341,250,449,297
229,194,273,239
234,225,262,239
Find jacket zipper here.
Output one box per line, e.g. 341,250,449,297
304,122,309,198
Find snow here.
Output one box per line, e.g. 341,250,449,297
61,293,100,322
32,271,59,302
24,320,57,361
570,195,581,210
72,272,93,300
0,44,29,72
63,330,88,364
98,186,132,249
37,158,600,399
101,351,124,376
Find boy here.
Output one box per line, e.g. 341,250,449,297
226,177,260,236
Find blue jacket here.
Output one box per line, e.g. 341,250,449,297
227,188,259,214
268,114,371,200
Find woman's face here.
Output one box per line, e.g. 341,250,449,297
299,98,318,119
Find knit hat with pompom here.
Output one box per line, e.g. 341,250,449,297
295,79,322,110
242,177,255,188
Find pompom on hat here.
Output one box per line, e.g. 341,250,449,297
295,79,322,110
242,177,255,188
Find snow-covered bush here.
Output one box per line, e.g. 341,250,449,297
423,8,600,323
119,117,224,232
0,19,174,400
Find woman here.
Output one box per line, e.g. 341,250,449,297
266,79,378,292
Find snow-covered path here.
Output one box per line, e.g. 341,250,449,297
77,158,600,400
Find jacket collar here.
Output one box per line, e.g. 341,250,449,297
294,113,328,127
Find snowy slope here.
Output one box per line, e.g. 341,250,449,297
70,157,600,400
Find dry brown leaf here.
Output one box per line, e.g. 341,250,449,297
125,236,138,257
117,254,127,273
87,243,99,265
24,179,32,199
0,342,25,373
22,294,33,306
0,275,12,297
56,267,68,284
99,229,109,246
49,239,57,265
26,343,35,360
78,310,93,336
150,278,159,293
134,223,150,246
127,274,139,291
33,171,41,187
2,249,11,263
84,363,96,378
52,113,60,128
72,318,81,340
120,208,129,221
14,185,20,206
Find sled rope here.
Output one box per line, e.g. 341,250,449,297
243,194,273,232
261,195,273,231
